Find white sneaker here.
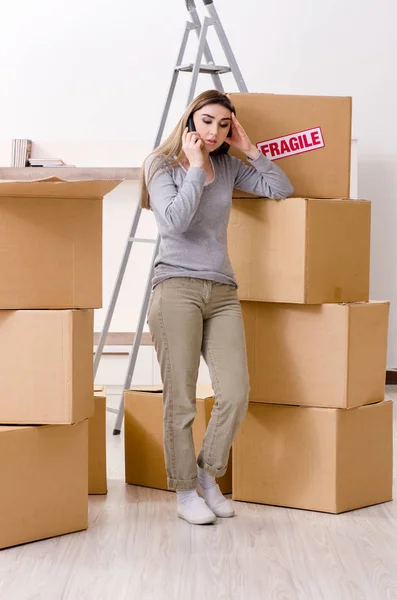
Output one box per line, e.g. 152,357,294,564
177,494,216,525
197,482,235,518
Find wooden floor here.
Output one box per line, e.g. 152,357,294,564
1,390,397,600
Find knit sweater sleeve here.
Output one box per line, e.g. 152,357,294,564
230,153,294,198
145,155,206,233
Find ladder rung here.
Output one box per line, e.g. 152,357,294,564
176,63,231,75
129,237,157,243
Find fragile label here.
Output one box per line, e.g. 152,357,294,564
257,127,325,161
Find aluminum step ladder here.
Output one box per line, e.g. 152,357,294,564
94,0,248,434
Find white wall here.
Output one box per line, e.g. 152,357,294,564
1,0,396,364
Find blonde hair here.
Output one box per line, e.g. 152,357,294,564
139,90,236,210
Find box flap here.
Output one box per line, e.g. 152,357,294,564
0,177,123,199
305,197,370,204
128,385,163,394
0,425,40,433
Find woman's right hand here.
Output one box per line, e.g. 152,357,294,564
182,127,205,168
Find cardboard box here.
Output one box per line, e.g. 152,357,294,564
0,309,94,424
89,391,107,494
0,420,88,549
242,301,389,409
233,400,393,514
124,385,232,494
0,177,121,309
228,197,371,303
228,93,352,199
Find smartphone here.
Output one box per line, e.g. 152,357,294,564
187,115,196,132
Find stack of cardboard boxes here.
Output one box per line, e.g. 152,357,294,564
228,93,392,513
0,177,119,549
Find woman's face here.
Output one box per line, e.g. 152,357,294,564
192,103,232,152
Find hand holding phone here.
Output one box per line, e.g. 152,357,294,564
182,121,205,168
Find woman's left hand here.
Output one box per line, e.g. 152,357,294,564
227,113,260,159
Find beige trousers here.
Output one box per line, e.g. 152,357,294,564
147,277,250,490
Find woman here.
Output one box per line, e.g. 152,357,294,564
140,90,294,525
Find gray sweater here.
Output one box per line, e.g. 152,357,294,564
145,152,294,288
